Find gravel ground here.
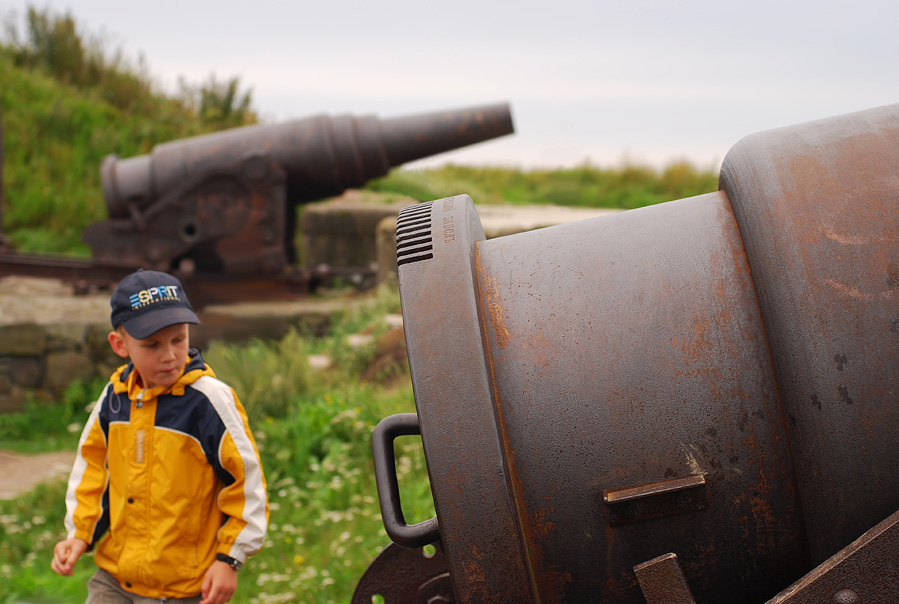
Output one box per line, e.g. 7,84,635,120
0,449,74,499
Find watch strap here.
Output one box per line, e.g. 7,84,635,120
216,553,243,571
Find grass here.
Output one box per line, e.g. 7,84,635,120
368,160,719,211
0,6,257,255
0,379,99,454
0,285,436,604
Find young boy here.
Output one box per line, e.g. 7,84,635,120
51,269,268,604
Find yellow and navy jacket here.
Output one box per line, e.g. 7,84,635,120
63,349,268,598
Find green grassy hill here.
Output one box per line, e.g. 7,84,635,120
0,6,256,255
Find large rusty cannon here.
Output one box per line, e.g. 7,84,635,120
355,102,899,603
83,103,513,275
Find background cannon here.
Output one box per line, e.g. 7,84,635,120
82,103,513,276
356,102,899,603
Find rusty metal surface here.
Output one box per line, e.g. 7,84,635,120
86,157,289,274
765,508,899,603
88,104,513,276
720,104,899,564
395,193,808,603
397,197,535,603
474,192,806,603
370,103,899,603
352,541,454,604
633,553,697,604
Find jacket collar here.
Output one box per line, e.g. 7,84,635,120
112,348,216,399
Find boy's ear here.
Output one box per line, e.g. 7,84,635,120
108,330,130,359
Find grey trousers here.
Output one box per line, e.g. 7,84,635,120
86,567,202,604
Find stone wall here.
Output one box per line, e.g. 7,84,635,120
0,277,115,412
0,277,347,414
301,192,413,274
0,320,121,412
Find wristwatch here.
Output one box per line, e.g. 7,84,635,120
216,553,243,571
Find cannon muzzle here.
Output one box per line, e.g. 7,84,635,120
356,102,899,604
85,103,513,274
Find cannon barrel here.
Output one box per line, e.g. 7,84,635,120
357,103,899,604
84,103,513,274
100,103,513,218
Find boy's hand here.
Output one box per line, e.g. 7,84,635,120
51,538,88,576
200,560,238,604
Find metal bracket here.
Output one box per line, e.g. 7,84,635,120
634,553,697,604
603,474,709,526
765,507,899,603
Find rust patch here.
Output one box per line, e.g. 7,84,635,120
531,506,556,539
483,275,511,349
458,545,489,601
824,278,874,301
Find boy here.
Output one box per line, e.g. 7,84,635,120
51,269,268,604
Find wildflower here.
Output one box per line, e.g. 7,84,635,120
273,477,296,488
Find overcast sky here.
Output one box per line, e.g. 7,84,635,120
5,0,899,170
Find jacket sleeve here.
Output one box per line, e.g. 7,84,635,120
200,379,269,563
64,384,111,546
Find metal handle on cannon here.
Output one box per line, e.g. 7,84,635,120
371,413,440,548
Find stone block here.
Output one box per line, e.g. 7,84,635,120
86,323,121,366
376,215,399,285
95,360,121,383
0,358,42,389
301,196,412,269
0,324,47,357
0,392,26,413
44,351,95,392
45,323,88,351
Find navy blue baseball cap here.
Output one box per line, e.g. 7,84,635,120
110,270,199,338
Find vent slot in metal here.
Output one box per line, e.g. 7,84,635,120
397,202,434,266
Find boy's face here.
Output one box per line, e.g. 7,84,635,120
108,323,190,390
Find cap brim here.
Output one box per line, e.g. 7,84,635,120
121,307,200,339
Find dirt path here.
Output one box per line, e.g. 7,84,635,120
0,450,74,500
